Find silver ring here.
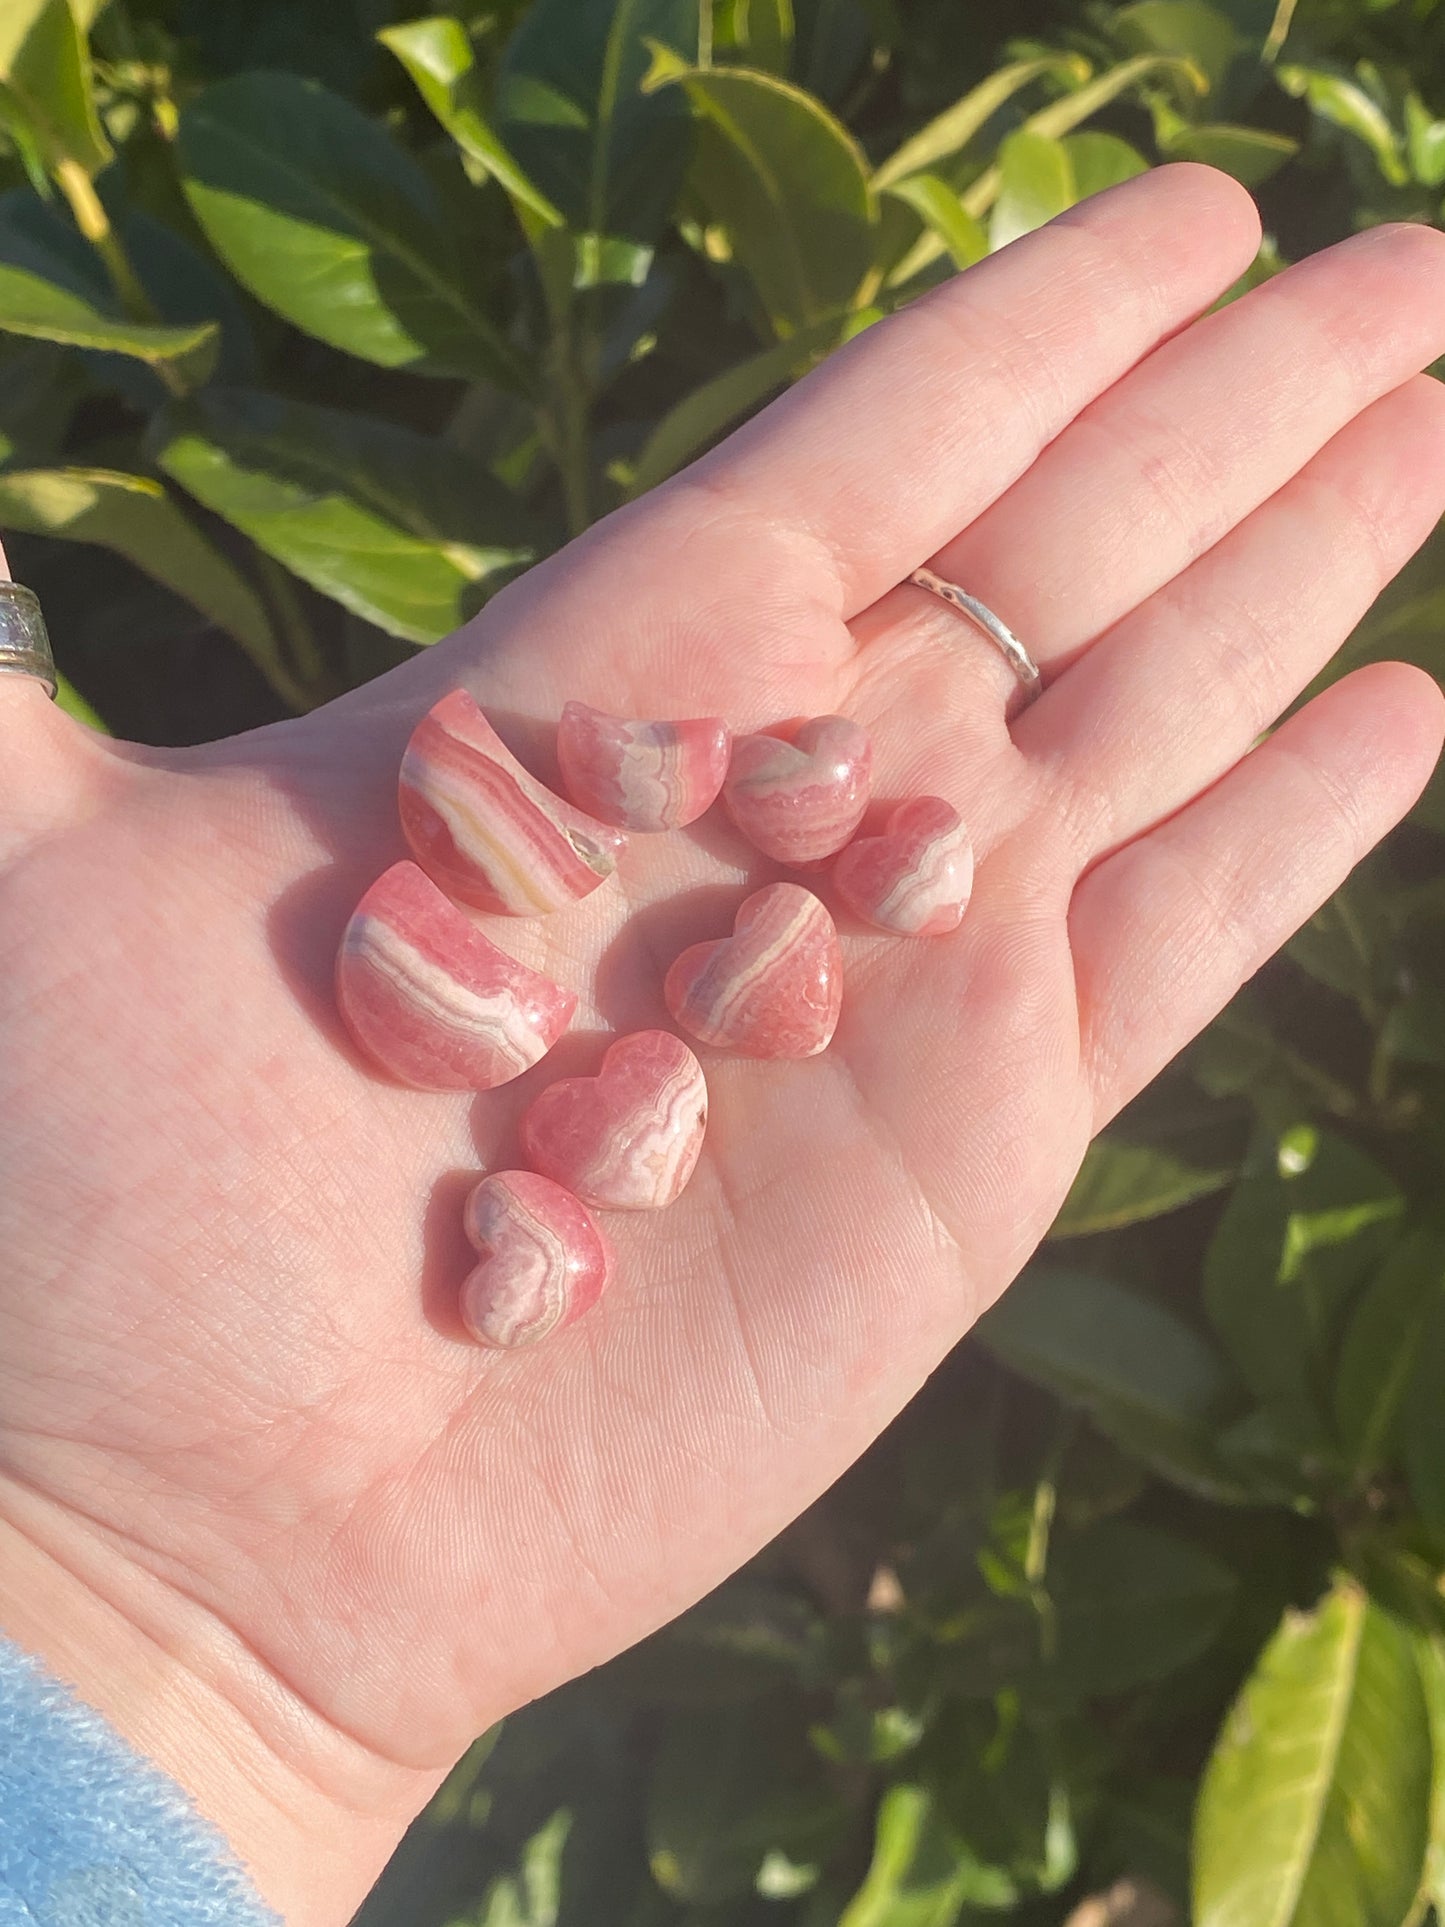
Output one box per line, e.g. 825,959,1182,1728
908,568,1042,707
0,583,56,700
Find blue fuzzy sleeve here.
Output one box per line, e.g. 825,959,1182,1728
0,1634,281,1924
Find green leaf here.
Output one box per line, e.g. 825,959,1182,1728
989,130,1074,249
1194,1581,1433,1927
919,1707,1077,1906
1064,130,1151,197
658,64,876,334
1052,1127,1236,1238
495,0,700,245
1402,1281,1445,1533
872,53,1092,189
980,1268,1249,1499
1163,121,1298,184
1045,1520,1237,1696
1405,91,1445,187
0,0,110,178
1277,63,1409,185
1333,1232,1445,1479
378,17,563,225
1204,1125,1402,1443
627,309,851,495
0,466,289,696
178,72,530,390
836,1785,978,1927
1415,1633,1445,1917
883,175,987,270
646,1701,843,1905
1113,0,1240,92
0,193,218,367
155,389,537,646
473,1809,571,1927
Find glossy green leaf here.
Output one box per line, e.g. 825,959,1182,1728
1194,1581,1433,1927
156,390,537,646
1334,1232,1445,1478
1204,1125,1402,1442
495,0,699,245
0,194,218,367
646,1701,843,1904
836,1785,977,1927
980,1268,1249,1499
0,0,110,177
883,175,987,270
659,64,876,333
1164,120,1298,183
0,466,288,694
989,130,1074,249
1277,63,1409,185
628,309,851,495
1416,1633,1445,1916
1113,0,1240,91
1052,1127,1236,1237
378,17,563,225
179,73,529,389
872,53,1092,189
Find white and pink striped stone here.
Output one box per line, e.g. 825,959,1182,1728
723,716,873,865
557,701,731,832
520,1029,707,1210
336,861,577,1090
664,882,842,1058
834,797,974,937
460,1169,612,1349
399,689,627,917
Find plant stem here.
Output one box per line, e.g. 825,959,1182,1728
52,158,186,398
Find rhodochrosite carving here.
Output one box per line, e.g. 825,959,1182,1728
834,797,974,936
557,701,731,831
723,715,874,864
664,882,843,1058
400,689,626,916
336,861,577,1090
520,1030,708,1210
460,1170,612,1349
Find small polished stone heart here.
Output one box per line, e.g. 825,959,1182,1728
664,882,842,1058
400,689,627,917
723,715,873,864
520,1029,708,1210
460,1170,612,1349
557,701,731,832
834,796,974,937
336,861,577,1090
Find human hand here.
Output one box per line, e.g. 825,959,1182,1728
3,166,1444,1924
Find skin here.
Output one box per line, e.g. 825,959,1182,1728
2,167,1444,1922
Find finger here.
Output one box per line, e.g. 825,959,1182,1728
857,220,1445,719
672,164,1261,617
1022,374,1445,858
1069,663,1445,1122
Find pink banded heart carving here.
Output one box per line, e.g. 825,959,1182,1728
336,861,577,1090
400,689,627,917
723,715,873,865
520,1029,708,1210
664,882,842,1059
834,797,974,937
460,1169,612,1349
557,701,731,832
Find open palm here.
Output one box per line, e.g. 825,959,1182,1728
4,168,1445,1924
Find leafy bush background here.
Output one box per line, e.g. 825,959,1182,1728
6,0,1445,1921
